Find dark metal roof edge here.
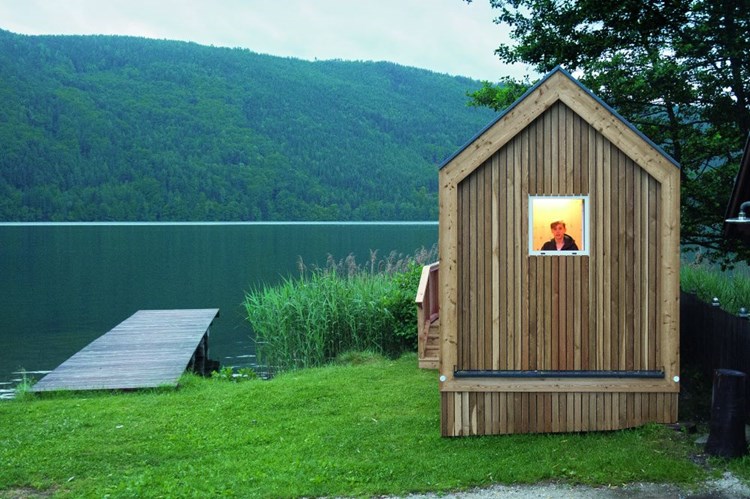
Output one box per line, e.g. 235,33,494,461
439,65,680,170
453,369,665,379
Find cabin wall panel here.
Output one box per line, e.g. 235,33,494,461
441,391,678,436
455,102,662,374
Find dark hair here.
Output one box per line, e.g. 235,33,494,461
550,220,566,230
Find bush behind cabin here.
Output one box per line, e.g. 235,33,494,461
244,248,435,374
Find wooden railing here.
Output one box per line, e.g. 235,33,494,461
416,262,439,367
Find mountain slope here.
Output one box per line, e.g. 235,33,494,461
0,29,498,221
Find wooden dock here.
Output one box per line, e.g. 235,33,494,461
32,309,220,392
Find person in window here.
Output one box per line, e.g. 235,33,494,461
541,220,579,251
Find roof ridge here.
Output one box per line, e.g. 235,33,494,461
439,66,679,170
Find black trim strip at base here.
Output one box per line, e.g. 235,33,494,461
453,370,665,379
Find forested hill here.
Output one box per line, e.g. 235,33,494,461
0,29,498,221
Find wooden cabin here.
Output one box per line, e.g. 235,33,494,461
437,67,681,436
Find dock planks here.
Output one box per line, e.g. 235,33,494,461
32,309,219,392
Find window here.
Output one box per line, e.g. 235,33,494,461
528,196,589,256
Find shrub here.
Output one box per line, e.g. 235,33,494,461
382,262,423,351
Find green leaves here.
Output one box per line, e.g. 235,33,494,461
473,0,750,265
468,77,532,112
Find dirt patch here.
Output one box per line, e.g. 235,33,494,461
0,488,56,499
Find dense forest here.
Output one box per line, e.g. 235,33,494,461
0,29,497,221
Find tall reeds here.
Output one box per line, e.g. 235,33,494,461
244,247,436,374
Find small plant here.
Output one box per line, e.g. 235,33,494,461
210,365,258,382
236,367,258,380
13,369,36,400
210,365,233,381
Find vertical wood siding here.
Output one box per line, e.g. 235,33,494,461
443,101,675,436
455,102,661,373
441,391,678,437
439,69,680,437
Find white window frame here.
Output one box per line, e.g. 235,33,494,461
528,195,590,256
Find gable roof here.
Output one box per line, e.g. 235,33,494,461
439,66,679,182
724,133,750,243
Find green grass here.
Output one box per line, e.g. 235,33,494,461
0,354,712,498
681,261,750,314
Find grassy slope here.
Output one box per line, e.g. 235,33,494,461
0,354,707,497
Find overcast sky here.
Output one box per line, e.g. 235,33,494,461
0,0,534,81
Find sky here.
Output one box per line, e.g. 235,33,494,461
0,0,534,81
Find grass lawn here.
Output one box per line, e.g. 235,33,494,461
0,353,737,498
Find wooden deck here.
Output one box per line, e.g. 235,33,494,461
32,309,220,392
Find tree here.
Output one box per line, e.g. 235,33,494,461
467,0,750,266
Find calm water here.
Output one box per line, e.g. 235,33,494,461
0,222,437,396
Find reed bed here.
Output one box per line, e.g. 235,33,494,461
244,247,437,374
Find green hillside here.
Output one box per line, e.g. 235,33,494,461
0,29,498,221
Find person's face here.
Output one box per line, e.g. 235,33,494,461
552,224,566,241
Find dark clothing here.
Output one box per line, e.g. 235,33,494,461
541,234,579,251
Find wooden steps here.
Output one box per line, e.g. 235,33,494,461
416,262,439,370
419,318,440,369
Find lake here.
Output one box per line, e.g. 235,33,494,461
0,222,437,397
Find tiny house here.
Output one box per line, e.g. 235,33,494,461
438,67,680,436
